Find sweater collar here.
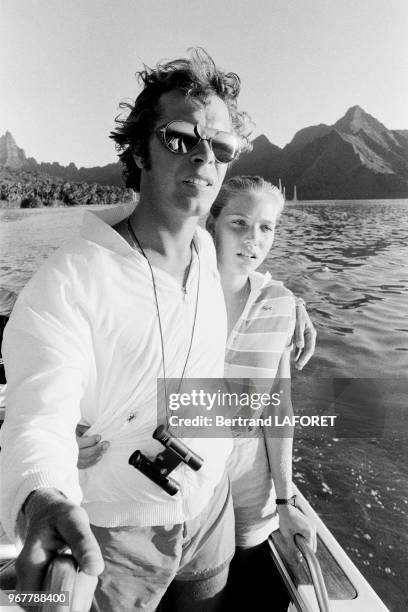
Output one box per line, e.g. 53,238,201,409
80,203,136,255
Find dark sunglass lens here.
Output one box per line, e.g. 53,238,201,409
164,123,198,154
196,126,239,163
212,138,238,163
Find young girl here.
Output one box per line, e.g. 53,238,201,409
77,176,315,606
205,176,315,608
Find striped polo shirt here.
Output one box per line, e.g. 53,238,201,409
225,271,296,547
225,271,296,379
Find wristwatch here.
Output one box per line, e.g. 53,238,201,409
276,494,297,507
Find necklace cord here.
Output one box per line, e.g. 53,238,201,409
127,218,200,429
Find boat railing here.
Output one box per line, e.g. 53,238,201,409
42,553,97,612
0,552,97,612
268,484,390,611
294,534,331,612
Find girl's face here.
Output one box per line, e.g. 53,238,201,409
211,190,281,275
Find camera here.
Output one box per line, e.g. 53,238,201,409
129,425,204,496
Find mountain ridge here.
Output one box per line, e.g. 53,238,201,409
0,132,123,186
2,105,408,198
228,106,408,198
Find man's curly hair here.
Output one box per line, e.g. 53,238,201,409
110,48,253,191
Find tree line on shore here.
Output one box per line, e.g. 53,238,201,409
0,170,133,208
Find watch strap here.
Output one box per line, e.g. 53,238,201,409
276,494,297,507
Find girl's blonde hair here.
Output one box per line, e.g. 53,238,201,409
209,175,285,220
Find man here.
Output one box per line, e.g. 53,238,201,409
0,49,315,611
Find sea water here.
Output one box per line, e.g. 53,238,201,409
1,200,407,611
266,200,408,612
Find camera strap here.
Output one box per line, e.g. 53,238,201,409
127,218,200,428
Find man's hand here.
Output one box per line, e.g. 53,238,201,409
277,505,317,565
76,424,109,469
294,301,317,370
16,489,104,592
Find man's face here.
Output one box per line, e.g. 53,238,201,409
138,90,233,218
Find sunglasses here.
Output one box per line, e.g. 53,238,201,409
156,120,241,164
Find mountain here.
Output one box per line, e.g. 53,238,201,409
229,135,283,183
0,132,123,186
285,123,332,151
394,129,408,141
2,106,408,198
228,105,408,199
24,159,123,186
0,132,27,169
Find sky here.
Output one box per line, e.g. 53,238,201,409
1,0,407,167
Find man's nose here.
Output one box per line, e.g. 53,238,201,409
191,139,215,164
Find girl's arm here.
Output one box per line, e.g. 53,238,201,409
294,298,317,370
76,424,110,469
263,347,293,499
263,349,316,561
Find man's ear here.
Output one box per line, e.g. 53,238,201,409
206,214,216,237
133,153,144,170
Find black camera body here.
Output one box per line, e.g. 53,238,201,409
129,425,204,496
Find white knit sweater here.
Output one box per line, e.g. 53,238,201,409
0,208,230,539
